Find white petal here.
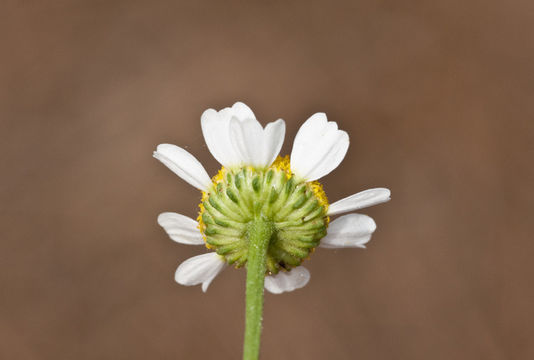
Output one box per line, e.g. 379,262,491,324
262,119,286,166
153,144,212,191
230,117,265,167
175,253,226,292
230,101,256,120
264,267,310,294
202,102,285,168
229,118,286,168
157,212,204,245
290,113,349,181
201,102,257,168
201,108,241,168
319,214,376,248
327,188,391,216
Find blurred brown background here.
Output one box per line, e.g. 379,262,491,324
1,0,533,359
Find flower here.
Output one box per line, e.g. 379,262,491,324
155,102,390,294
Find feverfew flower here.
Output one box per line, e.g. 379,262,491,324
154,102,390,294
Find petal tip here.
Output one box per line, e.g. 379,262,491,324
156,212,169,226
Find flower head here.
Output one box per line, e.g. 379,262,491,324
155,102,390,293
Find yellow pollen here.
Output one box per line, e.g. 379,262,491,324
271,155,292,177
211,167,226,184
309,181,329,214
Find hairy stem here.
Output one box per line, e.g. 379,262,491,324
243,218,272,360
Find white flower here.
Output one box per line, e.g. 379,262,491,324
155,102,390,293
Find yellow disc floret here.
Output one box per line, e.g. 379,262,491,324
271,155,292,176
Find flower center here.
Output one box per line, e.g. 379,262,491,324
197,156,329,274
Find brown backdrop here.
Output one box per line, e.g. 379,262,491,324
1,1,533,359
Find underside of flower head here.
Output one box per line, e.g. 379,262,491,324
198,156,329,274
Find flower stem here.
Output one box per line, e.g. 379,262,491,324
243,218,272,360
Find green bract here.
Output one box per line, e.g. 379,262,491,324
198,159,329,274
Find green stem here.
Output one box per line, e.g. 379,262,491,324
243,218,272,360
